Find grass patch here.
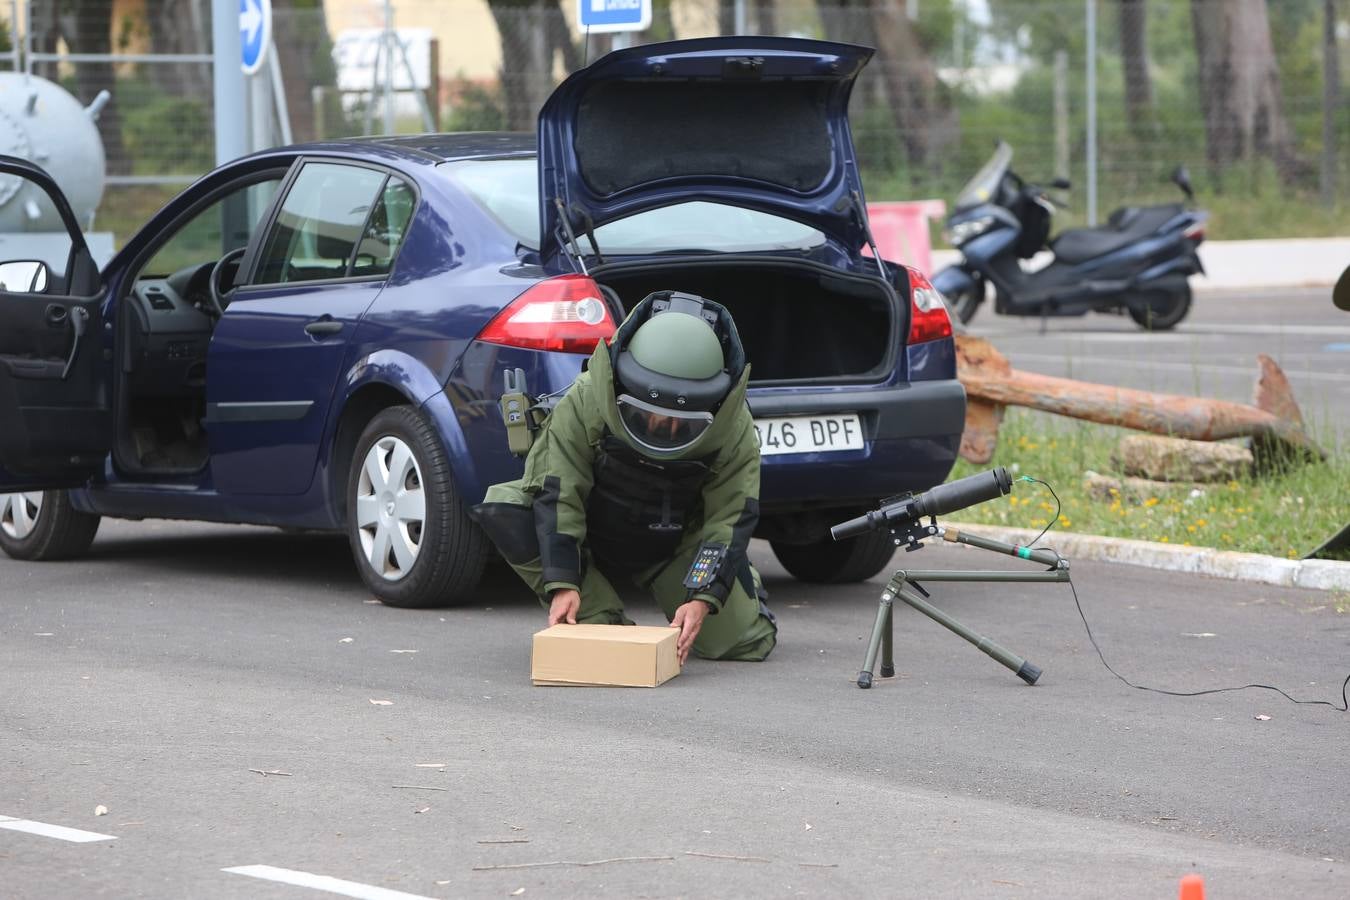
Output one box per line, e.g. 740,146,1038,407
947,410,1350,561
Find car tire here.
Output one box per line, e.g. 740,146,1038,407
0,490,101,561
1128,284,1191,331
770,528,897,584
346,406,489,608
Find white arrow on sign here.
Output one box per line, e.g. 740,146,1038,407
241,0,263,44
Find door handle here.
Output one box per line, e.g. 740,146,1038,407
304,318,344,337
60,306,89,380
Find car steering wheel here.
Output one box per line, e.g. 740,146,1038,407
207,247,248,318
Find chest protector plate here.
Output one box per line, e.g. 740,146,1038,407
586,433,713,571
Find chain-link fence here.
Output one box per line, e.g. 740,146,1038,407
2,0,1346,245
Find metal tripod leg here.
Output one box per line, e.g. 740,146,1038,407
858,574,903,688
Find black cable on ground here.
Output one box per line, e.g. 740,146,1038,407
1016,475,1350,712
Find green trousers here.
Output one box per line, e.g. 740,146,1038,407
475,486,777,661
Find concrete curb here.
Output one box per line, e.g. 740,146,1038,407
941,522,1350,592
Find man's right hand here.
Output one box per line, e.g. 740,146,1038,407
548,588,581,625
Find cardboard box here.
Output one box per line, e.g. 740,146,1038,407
531,624,681,687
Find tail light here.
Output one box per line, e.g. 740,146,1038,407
906,268,953,345
477,274,617,354
1183,221,1206,243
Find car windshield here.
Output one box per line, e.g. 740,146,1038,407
442,158,825,254
954,142,1013,211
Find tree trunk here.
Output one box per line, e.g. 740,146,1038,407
549,0,583,73
143,0,212,100
1118,0,1152,129
1320,0,1340,207
719,1,737,36
489,1,555,131
866,0,955,169
756,0,778,36
31,1,129,174
271,0,338,143
1189,0,1303,181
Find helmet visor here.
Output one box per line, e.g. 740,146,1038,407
616,394,715,453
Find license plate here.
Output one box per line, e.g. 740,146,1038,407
753,414,864,457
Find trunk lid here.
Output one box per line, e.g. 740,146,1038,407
537,37,874,268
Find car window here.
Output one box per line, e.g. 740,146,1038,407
253,163,388,285
441,158,825,254
351,177,416,278
141,177,282,278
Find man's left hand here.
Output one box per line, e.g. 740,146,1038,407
670,599,709,666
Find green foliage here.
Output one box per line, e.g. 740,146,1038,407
116,75,212,175
445,81,506,133
948,409,1350,562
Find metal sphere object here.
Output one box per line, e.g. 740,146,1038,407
0,72,107,231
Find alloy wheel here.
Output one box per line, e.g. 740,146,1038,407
354,436,426,581
0,492,44,540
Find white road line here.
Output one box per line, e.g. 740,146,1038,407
0,815,117,843
1006,353,1350,383
222,865,437,900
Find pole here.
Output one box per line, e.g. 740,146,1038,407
1320,0,1339,208
268,47,293,145
1085,0,1098,226
734,0,747,35
382,0,395,135
1054,49,1069,183
249,71,271,151
10,0,19,71
22,0,31,75
212,0,247,165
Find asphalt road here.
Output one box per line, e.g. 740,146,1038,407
965,286,1350,442
3,519,1347,899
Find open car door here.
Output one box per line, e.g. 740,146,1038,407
0,155,110,490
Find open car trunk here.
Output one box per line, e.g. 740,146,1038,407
593,257,902,384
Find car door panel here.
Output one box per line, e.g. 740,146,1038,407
205,161,413,497
0,156,110,489
206,281,382,495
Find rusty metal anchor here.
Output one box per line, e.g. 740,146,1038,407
954,334,1323,465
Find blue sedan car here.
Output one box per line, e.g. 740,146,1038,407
0,37,964,607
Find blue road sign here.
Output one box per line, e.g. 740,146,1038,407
240,0,272,75
577,0,651,34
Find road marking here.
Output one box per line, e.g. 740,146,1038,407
1006,353,1350,383
982,323,1350,339
0,815,117,843
222,865,437,900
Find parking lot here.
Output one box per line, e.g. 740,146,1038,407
3,517,1346,898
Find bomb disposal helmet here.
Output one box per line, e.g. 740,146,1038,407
614,292,733,453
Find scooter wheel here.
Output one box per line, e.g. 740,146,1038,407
1128,284,1191,331
948,285,983,325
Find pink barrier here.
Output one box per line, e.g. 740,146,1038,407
863,200,948,275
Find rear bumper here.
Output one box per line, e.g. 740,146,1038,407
748,378,966,441
749,378,966,508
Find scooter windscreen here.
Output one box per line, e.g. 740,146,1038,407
955,141,1013,211
617,394,715,452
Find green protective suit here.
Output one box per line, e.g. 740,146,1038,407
471,305,777,662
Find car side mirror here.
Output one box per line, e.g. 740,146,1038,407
1335,264,1350,312
0,259,51,293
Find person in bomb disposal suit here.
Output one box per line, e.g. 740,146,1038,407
471,292,778,664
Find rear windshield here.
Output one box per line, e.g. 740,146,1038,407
441,158,825,254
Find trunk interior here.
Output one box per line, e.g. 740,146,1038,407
595,258,898,383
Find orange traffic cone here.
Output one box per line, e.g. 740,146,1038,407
1179,873,1205,900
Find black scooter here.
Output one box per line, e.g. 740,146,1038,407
932,142,1208,330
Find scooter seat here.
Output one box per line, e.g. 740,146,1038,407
1051,204,1185,264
